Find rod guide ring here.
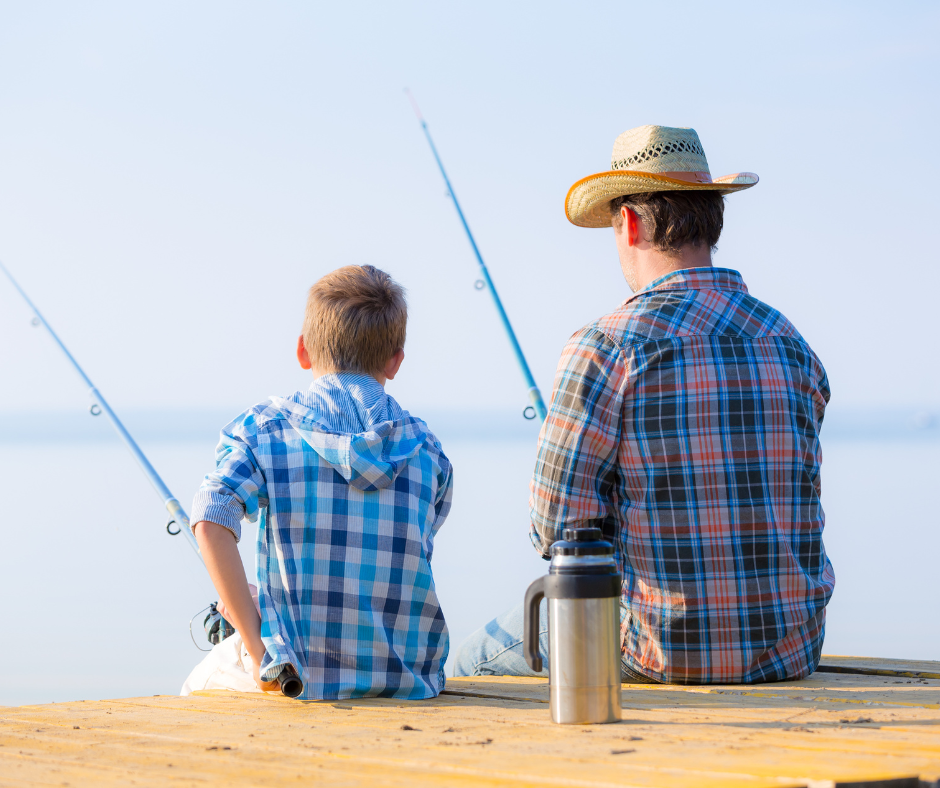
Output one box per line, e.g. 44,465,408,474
523,406,537,420
89,403,102,416
167,520,182,536
474,279,486,291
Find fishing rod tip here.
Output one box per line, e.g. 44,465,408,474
404,88,423,121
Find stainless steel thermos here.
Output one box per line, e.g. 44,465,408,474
524,527,622,724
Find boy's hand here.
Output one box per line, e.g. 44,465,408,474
252,659,281,693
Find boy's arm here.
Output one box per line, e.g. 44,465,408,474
193,520,279,692
192,413,269,545
191,412,273,689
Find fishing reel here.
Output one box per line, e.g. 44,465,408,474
204,602,235,646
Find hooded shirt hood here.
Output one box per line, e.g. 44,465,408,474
267,373,431,492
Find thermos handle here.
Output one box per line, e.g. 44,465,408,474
523,576,547,673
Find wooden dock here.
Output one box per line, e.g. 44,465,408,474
1,656,938,787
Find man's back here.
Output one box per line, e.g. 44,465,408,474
530,267,834,684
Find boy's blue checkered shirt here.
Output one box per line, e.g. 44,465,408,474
191,373,453,700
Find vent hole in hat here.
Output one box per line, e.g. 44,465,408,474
613,139,706,171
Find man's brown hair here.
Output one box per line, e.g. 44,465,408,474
303,265,407,375
609,191,725,255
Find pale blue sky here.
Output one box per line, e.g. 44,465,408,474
1,1,937,417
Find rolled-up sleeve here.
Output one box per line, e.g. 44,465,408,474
191,413,268,542
529,327,627,556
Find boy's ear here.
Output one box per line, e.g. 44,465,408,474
296,335,312,370
383,349,405,381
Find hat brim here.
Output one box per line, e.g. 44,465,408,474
565,170,759,228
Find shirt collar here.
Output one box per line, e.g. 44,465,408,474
308,371,384,399
625,267,748,305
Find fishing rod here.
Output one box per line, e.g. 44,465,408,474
0,259,201,560
406,90,548,423
0,259,304,697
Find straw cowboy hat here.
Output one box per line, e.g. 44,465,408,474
565,125,758,228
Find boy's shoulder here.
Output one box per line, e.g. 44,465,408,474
221,389,447,455
393,405,442,445
219,394,305,442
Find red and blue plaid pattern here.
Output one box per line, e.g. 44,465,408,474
530,268,834,684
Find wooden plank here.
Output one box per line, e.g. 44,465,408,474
819,655,940,680
447,671,940,711
1,670,938,787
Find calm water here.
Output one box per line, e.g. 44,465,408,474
0,409,937,706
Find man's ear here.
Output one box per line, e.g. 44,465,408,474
296,335,312,370
383,348,405,381
623,206,640,247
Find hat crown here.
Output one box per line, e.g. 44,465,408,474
611,125,710,177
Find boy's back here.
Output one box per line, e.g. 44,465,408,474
188,265,452,700
194,372,452,700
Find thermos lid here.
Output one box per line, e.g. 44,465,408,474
551,527,614,557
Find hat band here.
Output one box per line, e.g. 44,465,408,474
649,170,712,184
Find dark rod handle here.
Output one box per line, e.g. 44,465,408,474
523,576,546,673
277,665,304,698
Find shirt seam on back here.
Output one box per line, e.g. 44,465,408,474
599,328,807,353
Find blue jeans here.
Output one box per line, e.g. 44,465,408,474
453,601,658,683
453,600,550,677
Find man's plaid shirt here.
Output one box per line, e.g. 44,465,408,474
530,268,834,684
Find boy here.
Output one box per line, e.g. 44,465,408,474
182,265,453,700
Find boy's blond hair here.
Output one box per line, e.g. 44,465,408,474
303,265,407,375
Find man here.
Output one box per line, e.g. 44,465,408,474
455,125,834,684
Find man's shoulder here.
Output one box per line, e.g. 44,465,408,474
586,287,807,349
568,290,827,392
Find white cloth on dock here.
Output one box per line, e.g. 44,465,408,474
180,633,261,696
